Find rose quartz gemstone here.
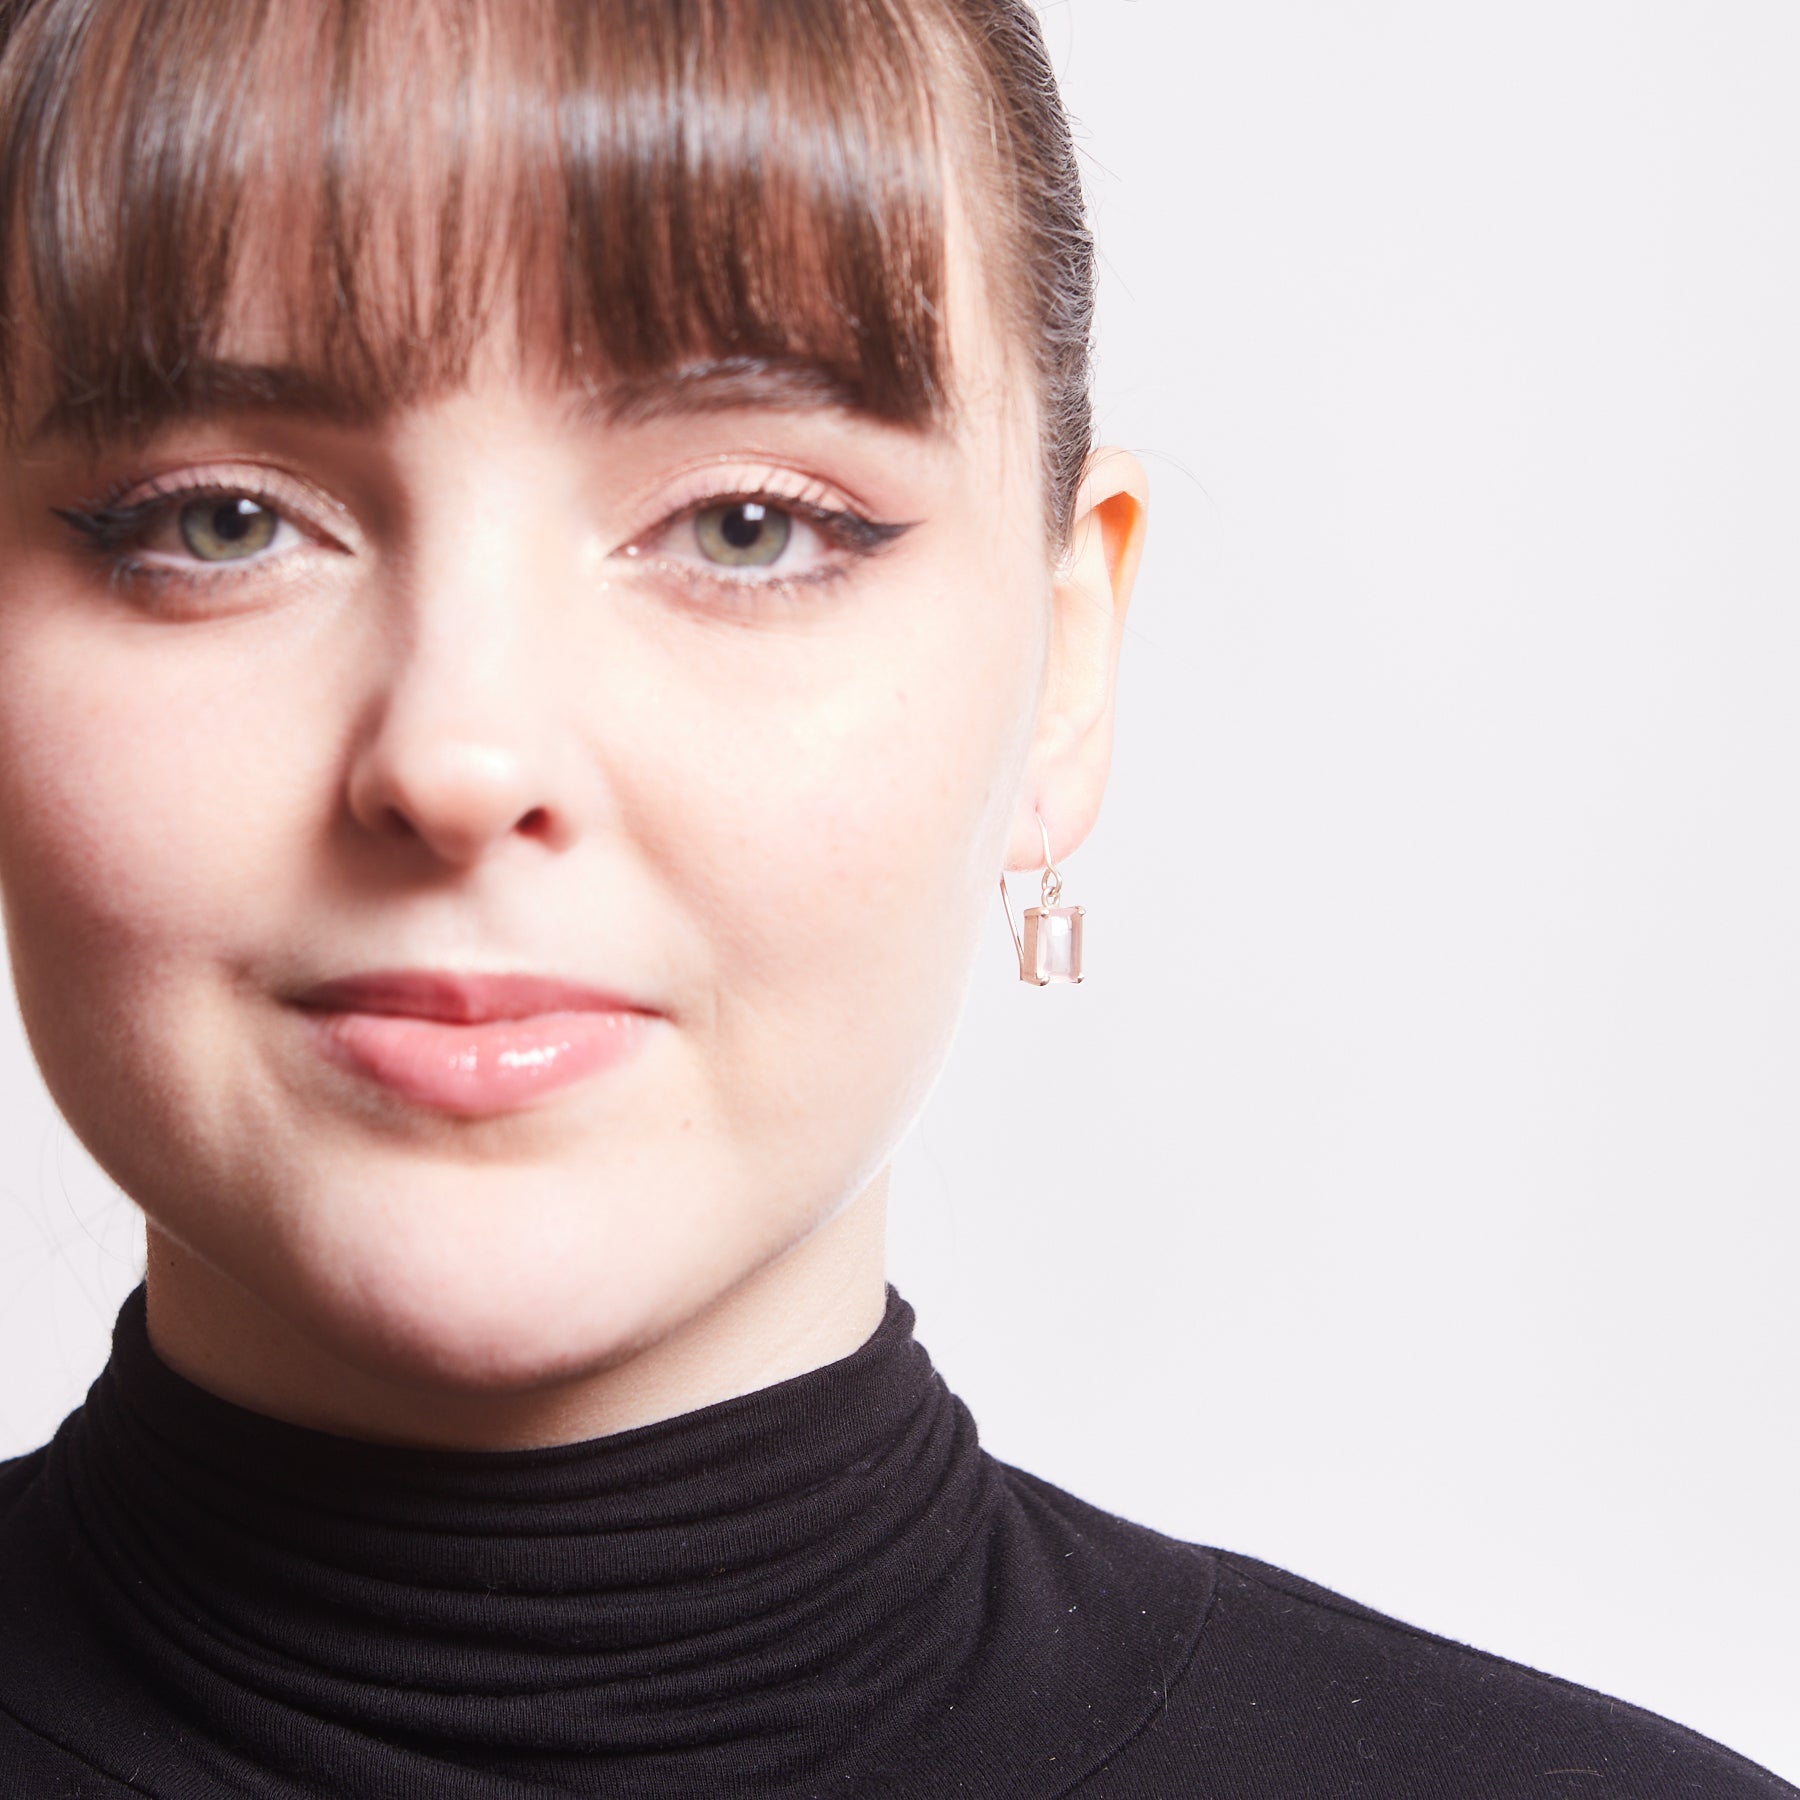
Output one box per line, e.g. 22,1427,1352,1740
1031,907,1083,983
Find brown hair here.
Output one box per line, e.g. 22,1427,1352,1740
0,0,1095,542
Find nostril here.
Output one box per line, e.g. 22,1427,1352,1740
517,806,552,839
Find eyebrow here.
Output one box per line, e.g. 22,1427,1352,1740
26,353,938,450
586,356,938,429
26,361,378,450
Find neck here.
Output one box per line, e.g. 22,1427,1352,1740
141,1174,891,1450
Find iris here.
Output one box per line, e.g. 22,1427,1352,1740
696,501,790,567
181,497,278,562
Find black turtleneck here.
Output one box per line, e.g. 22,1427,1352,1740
0,1286,1790,1798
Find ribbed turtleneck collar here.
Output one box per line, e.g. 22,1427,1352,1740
4,1282,1215,1798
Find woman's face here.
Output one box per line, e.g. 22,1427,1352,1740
0,200,1135,1420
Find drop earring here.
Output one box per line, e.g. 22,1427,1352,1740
1000,810,1085,985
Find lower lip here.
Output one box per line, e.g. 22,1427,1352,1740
301,1008,654,1115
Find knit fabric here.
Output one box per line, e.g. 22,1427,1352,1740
0,1285,1789,1798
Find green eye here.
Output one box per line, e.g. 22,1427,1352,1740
694,501,792,568
179,496,279,563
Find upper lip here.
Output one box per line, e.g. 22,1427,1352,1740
290,970,655,1024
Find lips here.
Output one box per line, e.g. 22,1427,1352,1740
290,970,657,1115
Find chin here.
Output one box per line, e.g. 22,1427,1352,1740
129,1134,762,1414
280,1164,745,1395
310,1248,662,1398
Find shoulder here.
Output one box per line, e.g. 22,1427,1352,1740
1071,1544,1796,1798
0,1447,48,1523
0,1448,141,1794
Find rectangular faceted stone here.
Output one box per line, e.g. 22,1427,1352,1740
1023,906,1084,984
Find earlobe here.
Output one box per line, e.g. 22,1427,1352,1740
1007,448,1150,873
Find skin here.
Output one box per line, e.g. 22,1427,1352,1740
0,197,1146,1451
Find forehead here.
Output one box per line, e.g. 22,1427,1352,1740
0,0,1017,459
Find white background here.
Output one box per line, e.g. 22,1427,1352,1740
2,0,1797,1783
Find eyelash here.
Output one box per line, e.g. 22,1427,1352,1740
54,473,912,608
54,473,315,600
628,486,911,609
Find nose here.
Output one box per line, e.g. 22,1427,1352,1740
345,621,579,870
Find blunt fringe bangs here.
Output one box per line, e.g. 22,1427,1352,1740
0,0,1096,541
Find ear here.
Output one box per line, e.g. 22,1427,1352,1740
1007,446,1149,870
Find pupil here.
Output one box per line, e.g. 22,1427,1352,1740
721,504,767,550
214,499,261,542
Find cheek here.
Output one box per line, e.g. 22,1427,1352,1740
0,608,321,997
618,565,1046,1132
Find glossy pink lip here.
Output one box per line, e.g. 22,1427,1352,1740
291,971,657,1116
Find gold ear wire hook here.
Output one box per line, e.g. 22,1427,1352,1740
999,832,1028,966
999,809,1056,960
999,809,1084,985
1037,812,1063,909
1000,870,1025,966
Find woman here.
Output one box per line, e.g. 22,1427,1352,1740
0,0,1789,1794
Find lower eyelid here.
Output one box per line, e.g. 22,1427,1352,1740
654,564,855,619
